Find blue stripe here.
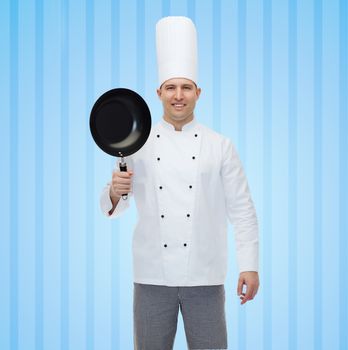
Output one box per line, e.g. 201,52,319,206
10,0,18,348
137,0,145,93
35,0,44,348
111,1,120,348
111,0,120,87
313,1,322,349
288,0,298,349
237,0,246,349
0,4,10,344
213,0,221,132
237,0,246,162
263,0,272,349
162,0,170,17
61,0,69,348
187,0,195,21
339,0,348,349
86,0,94,348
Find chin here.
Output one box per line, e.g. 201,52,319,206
171,115,188,121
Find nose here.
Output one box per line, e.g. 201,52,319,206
174,88,183,100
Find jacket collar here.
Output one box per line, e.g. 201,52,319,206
160,117,198,132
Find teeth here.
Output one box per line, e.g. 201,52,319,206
173,104,184,107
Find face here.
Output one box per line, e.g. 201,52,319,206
157,78,201,128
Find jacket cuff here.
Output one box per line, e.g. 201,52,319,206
236,241,259,272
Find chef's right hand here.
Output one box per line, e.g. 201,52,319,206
110,170,133,199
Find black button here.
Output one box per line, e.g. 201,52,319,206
184,243,187,247
157,134,160,138
164,244,167,248
157,157,160,161
187,214,190,217
189,185,192,189
194,134,198,137
159,186,163,190
161,215,164,218
192,156,195,160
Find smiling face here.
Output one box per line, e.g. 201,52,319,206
157,78,201,131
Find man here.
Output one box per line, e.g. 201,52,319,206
100,16,259,350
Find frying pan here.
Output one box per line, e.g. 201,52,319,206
90,88,152,199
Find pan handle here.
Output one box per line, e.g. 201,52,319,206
119,157,128,200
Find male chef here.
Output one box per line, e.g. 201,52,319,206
100,16,259,350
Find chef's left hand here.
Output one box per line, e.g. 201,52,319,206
237,271,259,305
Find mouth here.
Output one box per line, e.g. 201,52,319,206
171,103,186,110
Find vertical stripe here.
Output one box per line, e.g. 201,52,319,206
162,0,170,17
35,0,44,349
111,1,120,347
111,0,119,86
288,0,298,349
238,0,246,161
313,0,322,349
187,0,195,22
212,0,221,132
9,0,18,348
263,0,272,349
86,0,94,348
137,0,145,93
237,1,246,349
0,1,10,344
339,0,348,349
60,0,69,348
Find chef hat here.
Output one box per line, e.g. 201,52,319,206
156,16,198,87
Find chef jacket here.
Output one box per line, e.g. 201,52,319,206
100,117,259,287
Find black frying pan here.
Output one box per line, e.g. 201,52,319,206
90,88,151,199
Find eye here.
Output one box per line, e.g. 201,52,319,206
183,86,192,90
166,86,174,90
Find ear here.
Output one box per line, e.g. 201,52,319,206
196,87,202,100
157,88,162,99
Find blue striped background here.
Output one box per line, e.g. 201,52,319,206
0,0,347,349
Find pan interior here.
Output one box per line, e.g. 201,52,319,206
95,99,134,144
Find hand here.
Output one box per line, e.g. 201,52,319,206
110,170,133,199
237,271,259,305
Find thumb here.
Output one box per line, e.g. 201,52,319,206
128,170,133,176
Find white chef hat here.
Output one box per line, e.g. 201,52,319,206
156,16,198,87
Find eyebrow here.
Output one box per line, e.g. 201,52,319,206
163,83,194,88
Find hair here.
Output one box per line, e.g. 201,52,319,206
159,80,198,90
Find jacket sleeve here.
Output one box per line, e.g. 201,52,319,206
99,159,133,219
221,138,259,272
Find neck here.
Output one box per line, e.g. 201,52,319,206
163,114,194,131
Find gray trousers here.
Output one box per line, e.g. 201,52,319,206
133,283,228,350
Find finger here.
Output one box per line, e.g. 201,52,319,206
241,287,255,305
115,187,131,194
239,292,246,300
114,177,132,185
237,278,244,296
241,294,252,304
114,175,132,182
115,171,133,178
111,181,131,189
112,182,130,191
114,182,131,188
115,186,131,191
114,188,131,196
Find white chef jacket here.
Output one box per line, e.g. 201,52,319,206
100,117,259,287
